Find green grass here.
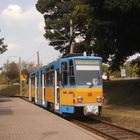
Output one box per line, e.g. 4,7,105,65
0,74,7,85
0,84,28,97
0,85,20,97
104,79,140,107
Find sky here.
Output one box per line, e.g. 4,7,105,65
0,0,139,68
0,0,60,67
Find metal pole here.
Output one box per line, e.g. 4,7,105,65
19,57,22,96
37,51,40,69
70,19,74,54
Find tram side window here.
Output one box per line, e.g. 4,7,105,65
37,73,39,86
49,71,54,86
31,76,35,86
61,62,68,85
44,73,46,87
40,71,42,86
69,60,75,85
45,68,50,86
45,67,54,87
50,66,54,86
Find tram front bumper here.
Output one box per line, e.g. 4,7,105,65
75,103,102,116
83,105,100,116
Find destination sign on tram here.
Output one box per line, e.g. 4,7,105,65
75,60,100,65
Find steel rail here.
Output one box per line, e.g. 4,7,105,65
69,118,140,140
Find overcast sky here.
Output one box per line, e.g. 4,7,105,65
0,0,60,67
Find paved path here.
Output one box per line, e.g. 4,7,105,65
0,97,104,140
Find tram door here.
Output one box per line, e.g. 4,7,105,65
42,73,45,106
35,76,37,103
54,69,60,111
29,77,32,101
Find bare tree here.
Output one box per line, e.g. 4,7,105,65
6,62,19,84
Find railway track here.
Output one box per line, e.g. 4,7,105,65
67,117,140,140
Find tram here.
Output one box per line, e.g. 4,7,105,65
29,55,104,116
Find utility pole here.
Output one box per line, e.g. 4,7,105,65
19,57,22,96
37,51,40,69
70,19,74,54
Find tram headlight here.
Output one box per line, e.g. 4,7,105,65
97,96,104,103
73,98,76,104
73,93,76,104
77,96,83,103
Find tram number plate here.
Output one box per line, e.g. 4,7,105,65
63,91,74,94
63,91,67,94
88,92,92,96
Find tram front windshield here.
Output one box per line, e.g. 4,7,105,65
75,59,102,86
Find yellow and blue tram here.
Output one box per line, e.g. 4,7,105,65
29,55,104,116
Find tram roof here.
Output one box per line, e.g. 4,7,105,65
60,55,102,61
30,55,102,76
44,55,101,66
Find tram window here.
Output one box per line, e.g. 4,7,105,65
37,73,39,86
45,68,54,87
46,72,50,86
56,69,60,86
40,71,42,86
44,74,46,87
75,59,102,85
61,62,68,85
49,71,54,86
45,68,49,86
49,65,54,86
31,76,35,85
69,60,75,85
50,66,54,70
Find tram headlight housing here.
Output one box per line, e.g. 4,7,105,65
77,96,83,103
97,96,104,103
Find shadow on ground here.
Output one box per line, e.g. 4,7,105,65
0,98,12,102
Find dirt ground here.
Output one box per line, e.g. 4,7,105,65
102,79,140,133
100,105,140,133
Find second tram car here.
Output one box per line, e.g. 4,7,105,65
29,55,104,116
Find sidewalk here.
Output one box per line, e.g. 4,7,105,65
0,97,104,140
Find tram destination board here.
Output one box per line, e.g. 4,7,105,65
75,59,100,65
